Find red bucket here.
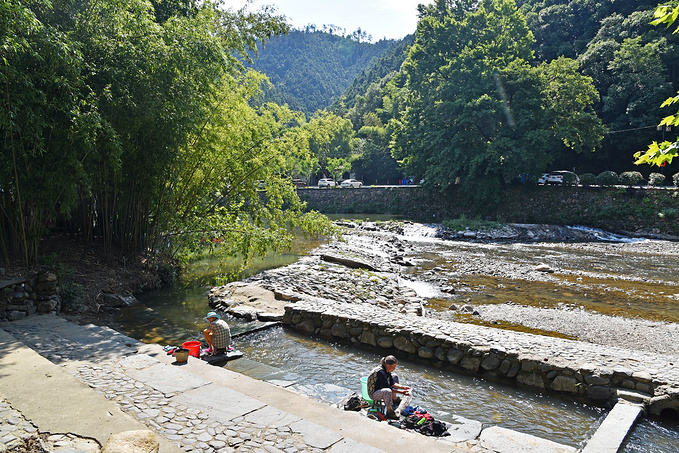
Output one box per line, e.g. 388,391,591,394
182,341,201,358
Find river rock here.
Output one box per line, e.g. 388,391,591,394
100,430,159,453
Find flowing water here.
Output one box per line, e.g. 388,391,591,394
114,220,679,451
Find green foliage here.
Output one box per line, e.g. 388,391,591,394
60,281,89,312
596,171,619,186
391,0,603,200
648,172,666,186
443,215,504,232
658,207,677,219
619,171,645,186
250,30,400,114
632,3,679,169
579,173,596,186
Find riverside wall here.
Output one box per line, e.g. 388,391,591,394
0,271,60,321
282,299,679,418
297,186,679,237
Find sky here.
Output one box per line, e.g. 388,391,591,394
221,0,434,41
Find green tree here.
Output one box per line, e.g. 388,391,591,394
305,112,355,177
0,0,102,264
1,0,335,268
391,0,603,200
635,3,679,168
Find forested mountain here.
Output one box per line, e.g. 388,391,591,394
249,29,400,114
333,34,416,112
329,0,679,184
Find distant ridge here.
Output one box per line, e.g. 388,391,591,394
249,29,402,114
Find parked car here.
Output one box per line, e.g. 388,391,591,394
292,179,307,188
340,179,363,188
318,178,337,188
537,171,579,186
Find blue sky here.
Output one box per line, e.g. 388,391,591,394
221,0,433,41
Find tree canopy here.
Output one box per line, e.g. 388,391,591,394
0,0,335,266
390,0,603,199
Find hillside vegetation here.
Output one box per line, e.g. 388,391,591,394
250,29,400,113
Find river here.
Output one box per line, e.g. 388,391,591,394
113,218,679,452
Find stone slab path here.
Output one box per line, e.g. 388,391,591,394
0,314,591,453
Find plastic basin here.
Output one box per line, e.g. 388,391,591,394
182,341,202,358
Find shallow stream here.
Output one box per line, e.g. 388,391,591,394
114,220,679,452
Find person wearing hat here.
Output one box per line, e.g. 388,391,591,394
203,311,231,355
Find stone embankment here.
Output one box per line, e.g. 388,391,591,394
0,270,60,321
282,297,678,416
208,221,679,420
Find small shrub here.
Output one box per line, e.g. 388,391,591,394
579,173,596,186
60,281,89,312
561,171,579,186
443,215,503,232
619,171,644,187
659,208,677,219
673,172,679,188
648,173,666,186
596,171,619,186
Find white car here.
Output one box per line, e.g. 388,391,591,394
318,178,337,188
537,171,579,186
340,179,363,188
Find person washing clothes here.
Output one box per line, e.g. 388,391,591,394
203,311,231,355
367,355,411,419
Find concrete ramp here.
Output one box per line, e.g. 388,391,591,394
581,402,643,453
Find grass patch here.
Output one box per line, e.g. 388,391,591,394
442,214,505,232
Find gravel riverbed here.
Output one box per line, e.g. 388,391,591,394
237,221,679,358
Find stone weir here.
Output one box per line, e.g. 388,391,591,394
282,296,679,418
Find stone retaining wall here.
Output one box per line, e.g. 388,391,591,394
282,299,679,418
0,271,60,321
297,186,679,237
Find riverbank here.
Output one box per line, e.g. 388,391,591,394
211,221,679,357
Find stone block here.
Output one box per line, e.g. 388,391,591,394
295,320,316,335
447,349,464,365
331,323,348,338
550,375,578,394
584,374,610,386
517,372,545,390
393,336,417,353
418,346,433,359
499,359,511,375
360,330,376,346
480,355,501,371
7,310,26,321
522,360,539,373
480,426,576,453
632,370,652,383
586,386,611,400
507,361,520,378
376,336,393,348
460,357,481,372
100,430,159,453
635,382,651,394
